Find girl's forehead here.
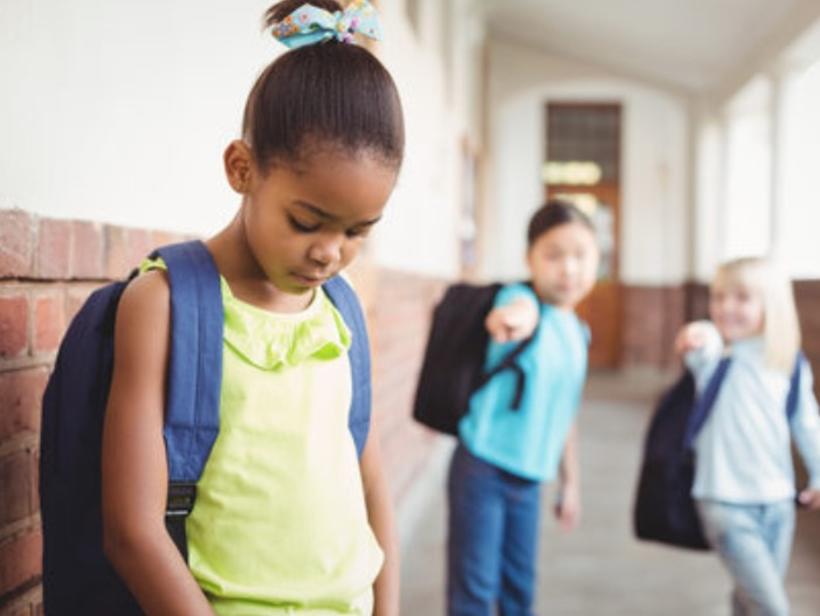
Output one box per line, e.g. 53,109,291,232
712,270,758,293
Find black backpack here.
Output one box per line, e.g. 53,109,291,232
633,354,803,550
412,282,537,436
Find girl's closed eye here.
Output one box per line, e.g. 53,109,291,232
287,213,321,233
345,224,372,239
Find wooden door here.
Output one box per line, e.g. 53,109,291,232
545,104,621,369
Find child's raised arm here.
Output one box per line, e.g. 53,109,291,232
101,272,214,615
359,416,399,616
484,296,539,343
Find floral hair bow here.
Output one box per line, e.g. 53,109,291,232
271,0,382,48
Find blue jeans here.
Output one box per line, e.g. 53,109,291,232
696,499,796,616
447,443,542,616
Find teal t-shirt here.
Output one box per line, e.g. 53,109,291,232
458,283,589,481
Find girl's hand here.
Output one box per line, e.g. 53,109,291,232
554,481,581,532
674,322,711,356
485,298,539,343
798,489,820,511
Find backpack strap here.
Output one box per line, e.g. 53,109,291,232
476,333,537,410
683,356,732,449
684,350,807,450
786,351,805,422
153,241,224,559
322,275,372,458
474,282,541,410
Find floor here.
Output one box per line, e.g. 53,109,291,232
398,370,820,615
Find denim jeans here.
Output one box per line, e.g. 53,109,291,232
447,443,542,616
696,499,796,616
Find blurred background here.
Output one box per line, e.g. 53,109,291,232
3,1,820,613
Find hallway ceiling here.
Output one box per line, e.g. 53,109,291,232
482,0,820,92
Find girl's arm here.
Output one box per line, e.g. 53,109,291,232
359,416,399,616
554,422,581,531
485,296,539,343
101,272,214,615
791,360,820,511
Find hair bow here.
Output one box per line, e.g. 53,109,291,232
271,0,382,48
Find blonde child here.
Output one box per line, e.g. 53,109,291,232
675,256,820,615
100,1,403,614
447,200,599,616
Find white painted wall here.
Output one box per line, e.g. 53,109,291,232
374,0,481,277
0,0,475,278
484,40,691,286
0,0,273,237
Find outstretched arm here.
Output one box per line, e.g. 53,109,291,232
360,416,399,616
485,296,539,343
101,271,214,615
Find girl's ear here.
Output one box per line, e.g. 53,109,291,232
224,140,254,194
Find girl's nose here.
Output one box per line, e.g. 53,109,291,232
308,234,343,267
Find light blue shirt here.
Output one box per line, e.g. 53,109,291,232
458,283,588,482
686,321,820,503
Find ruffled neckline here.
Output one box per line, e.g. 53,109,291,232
220,277,351,370
139,257,351,370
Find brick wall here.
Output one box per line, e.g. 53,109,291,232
0,209,189,614
0,208,446,613
367,269,447,503
621,284,687,368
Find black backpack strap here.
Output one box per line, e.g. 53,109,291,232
474,283,542,411
152,241,224,560
475,333,538,410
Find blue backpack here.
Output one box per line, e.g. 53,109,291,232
39,240,372,614
633,354,803,550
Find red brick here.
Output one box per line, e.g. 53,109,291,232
0,367,48,441
0,449,36,527
71,220,104,279
31,291,65,355
0,528,42,597
0,294,29,359
35,219,71,280
104,225,129,279
0,210,34,278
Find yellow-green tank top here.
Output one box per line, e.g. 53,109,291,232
141,260,383,615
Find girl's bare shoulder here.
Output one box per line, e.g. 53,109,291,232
115,270,171,355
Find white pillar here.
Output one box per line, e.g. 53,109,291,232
715,112,730,264
767,68,790,260
692,110,726,280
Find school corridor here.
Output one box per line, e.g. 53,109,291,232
4,1,820,613
399,371,820,615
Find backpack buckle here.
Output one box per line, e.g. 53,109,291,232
166,482,197,517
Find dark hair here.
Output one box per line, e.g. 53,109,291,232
527,199,595,247
242,0,405,171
